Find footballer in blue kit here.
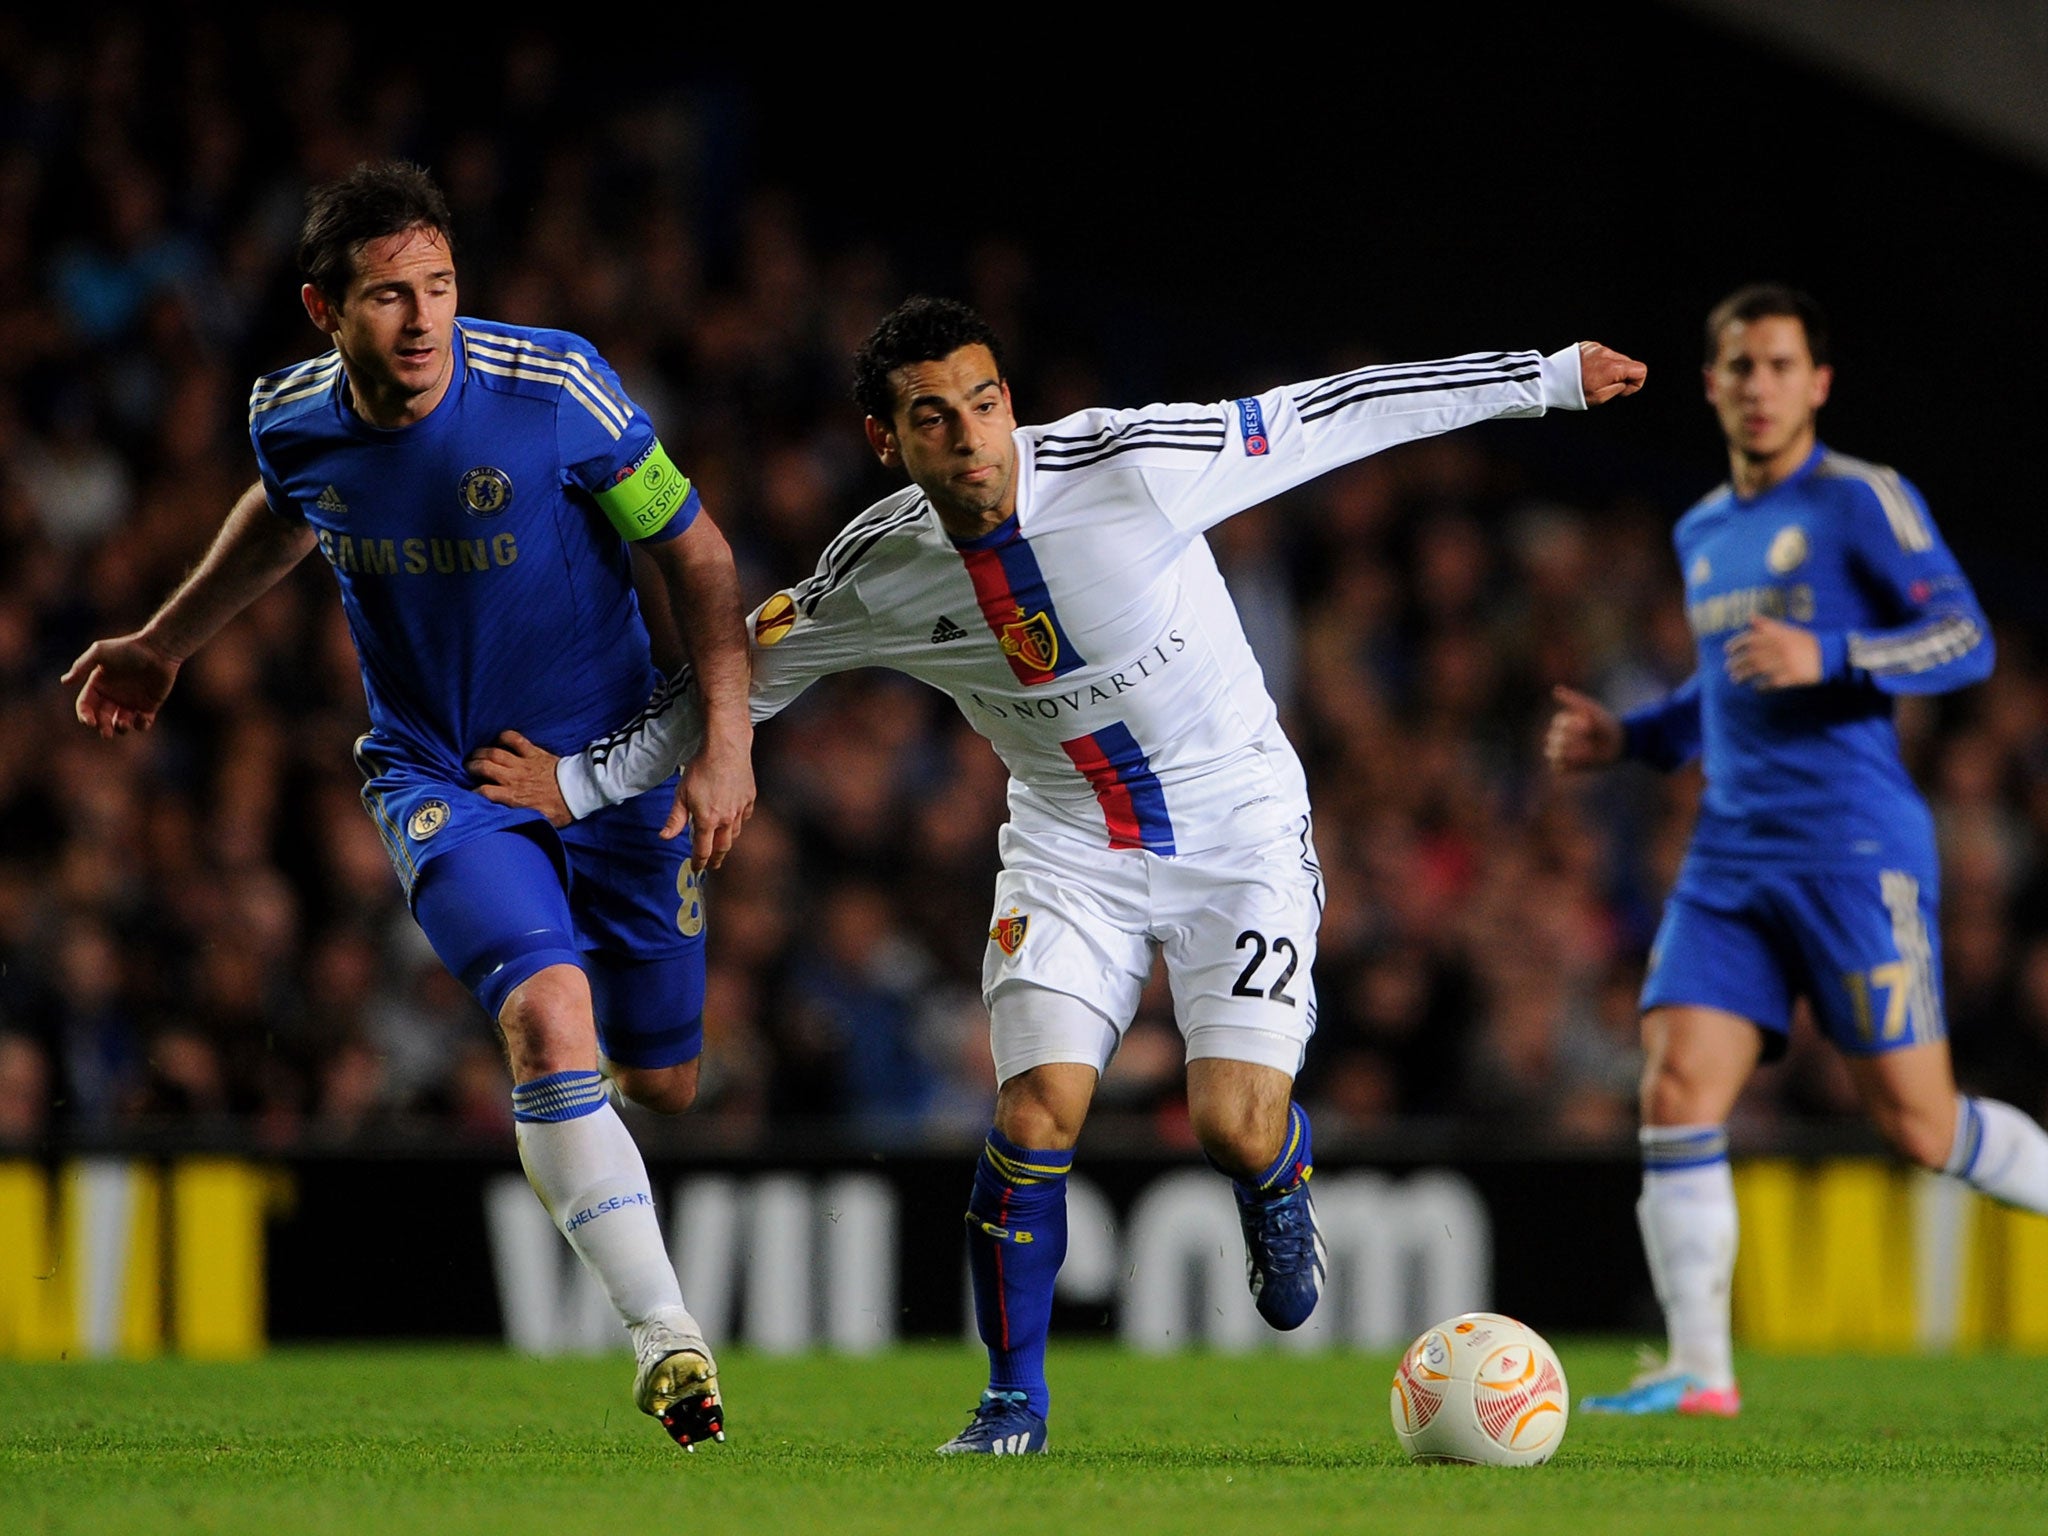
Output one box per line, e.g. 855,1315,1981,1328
66,162,752,1450
1629,437,1984,1057
1547,285,2048,1417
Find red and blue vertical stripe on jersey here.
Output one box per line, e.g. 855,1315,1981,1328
955,521,1086,686
1062,722,1176,855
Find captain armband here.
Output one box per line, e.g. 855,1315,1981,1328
592,440,697,542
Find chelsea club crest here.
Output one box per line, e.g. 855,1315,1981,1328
460,467,513,517
408,800,450,841
1766,524,1809,574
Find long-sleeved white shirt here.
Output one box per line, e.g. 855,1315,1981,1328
560,346,1587,855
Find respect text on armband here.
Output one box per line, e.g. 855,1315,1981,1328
968,631,1187,721
594,440,693,541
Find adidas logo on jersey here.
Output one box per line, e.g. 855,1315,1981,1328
930,615,969,643
316,484,349,516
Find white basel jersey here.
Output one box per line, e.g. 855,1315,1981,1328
559,347,1587,854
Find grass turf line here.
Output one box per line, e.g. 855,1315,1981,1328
4,1342,2046,1536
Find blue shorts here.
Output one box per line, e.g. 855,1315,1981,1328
1640,858,1945,1060
358,741,705,1069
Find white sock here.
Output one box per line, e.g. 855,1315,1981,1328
1637,1124,1737,1390
513,1070,686,1328
1947,1096,2048,1215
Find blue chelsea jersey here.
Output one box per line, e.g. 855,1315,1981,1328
248,320,699,779
1623,443,1993,869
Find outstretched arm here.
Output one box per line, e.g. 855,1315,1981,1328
63,481,315,737
1577,342,1649,405
473,552,877,832
1138,342,1645,535
470,669,706,830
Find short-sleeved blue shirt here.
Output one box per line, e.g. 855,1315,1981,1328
249,319,699,781
1623,443,1993,872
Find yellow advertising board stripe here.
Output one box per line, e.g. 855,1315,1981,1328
4,1157,283,1360
0,1161,67,1357
1735,1157,2048,1353
122,1165,163,1358
170,1159,272,1360
2007,1209,2048,1348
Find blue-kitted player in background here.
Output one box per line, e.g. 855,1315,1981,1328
63,162,752,1450
1546,284,2048,1415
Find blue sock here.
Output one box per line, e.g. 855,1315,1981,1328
964,1128,1071,1419
1234,1100,1313,1202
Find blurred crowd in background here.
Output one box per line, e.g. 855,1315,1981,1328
5,16,2048,1155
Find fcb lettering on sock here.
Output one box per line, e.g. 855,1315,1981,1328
964,1128,1072,1420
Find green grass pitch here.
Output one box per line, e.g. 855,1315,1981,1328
5,1343,2046,1535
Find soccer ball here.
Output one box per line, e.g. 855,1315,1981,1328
1389,1312,1569,1466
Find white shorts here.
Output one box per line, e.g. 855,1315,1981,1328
981,815,1324,1083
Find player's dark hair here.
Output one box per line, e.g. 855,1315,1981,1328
1704,283,1831,368
297,160,456,303
852,296,1006,422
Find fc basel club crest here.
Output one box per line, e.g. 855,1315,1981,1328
999,609,1059,673
408,799,450,840
460,467,513,517
990,910,1029,956
754,591,797,646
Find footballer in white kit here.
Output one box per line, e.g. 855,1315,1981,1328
473,297,1646,1453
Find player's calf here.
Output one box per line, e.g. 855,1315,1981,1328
613,1059,700,1115
962,1130,1071,1419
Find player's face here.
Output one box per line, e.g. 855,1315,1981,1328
303,225,458,427
864,345,1018,535
1703,314,1832,465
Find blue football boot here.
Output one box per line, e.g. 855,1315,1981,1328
935,1389,1050,1455
1235,1174,1326,1330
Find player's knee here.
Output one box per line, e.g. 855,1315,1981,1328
995,1097,1081,1149
499,965,598,1078
993,1064,1092,1149
1639,1060,1700,1126
615,1061,700,1116
1639,1050,1729,1126
1188,1099,1282,1179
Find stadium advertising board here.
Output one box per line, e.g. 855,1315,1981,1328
3,1151,2046,1359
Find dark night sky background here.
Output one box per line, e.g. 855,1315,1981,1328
722,4,2048,623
